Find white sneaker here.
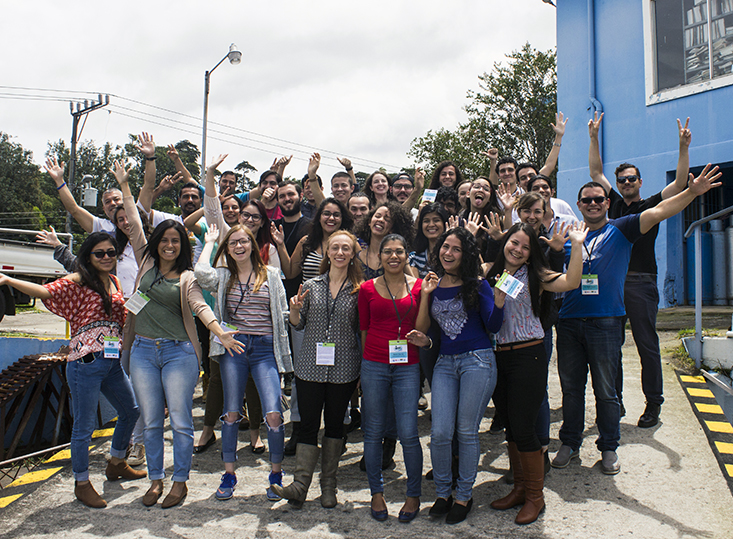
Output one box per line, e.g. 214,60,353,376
127,443,145,467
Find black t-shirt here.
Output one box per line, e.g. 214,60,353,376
273,215,311,298
608,189,663,275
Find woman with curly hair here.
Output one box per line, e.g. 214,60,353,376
408,227,504,524
363,170,394,206
356,201,415,280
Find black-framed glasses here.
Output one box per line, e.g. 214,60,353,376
240,212,262,222
322,211,341,219
617,175,640,184
381,248,406,257
91,249,117,259
579,196,607,205
392,183,413,191
228,238,252,248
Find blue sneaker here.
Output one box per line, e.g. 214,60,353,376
266,471,283,501
215,472,237,500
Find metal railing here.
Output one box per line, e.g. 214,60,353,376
683,205,733,367
0,227,73,250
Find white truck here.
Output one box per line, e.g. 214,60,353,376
0,228,72,323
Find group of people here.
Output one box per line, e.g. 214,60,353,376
0,114,721,525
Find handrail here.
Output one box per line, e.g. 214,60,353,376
0,227,73,250
682,205,733,368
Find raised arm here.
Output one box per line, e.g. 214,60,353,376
337,157,357,191
204,154,229,241
134,132,158,213
110,160,147,264
44,157,95,233
402,167,425,210
308,152,325,207
483,148,500,186
414,271,437,333
588,112,612,195
661,117,692,200
183,207,204,236
166,144,195,184
539,112,567,177
639,164,722,234
542,222,588,293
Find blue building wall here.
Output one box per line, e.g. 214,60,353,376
556,0,733,306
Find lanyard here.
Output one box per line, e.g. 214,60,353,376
583,235,601,274
324,274,349,341
383,276,413,339
232,271,253,317
142,268,168,295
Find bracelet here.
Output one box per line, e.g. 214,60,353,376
553,143,562,148
56,182,66,190
145,156,157,161
424,337,433,350
345,166,353,172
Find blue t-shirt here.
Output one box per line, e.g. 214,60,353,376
559,215,642,319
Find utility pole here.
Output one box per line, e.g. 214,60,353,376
66,95,110,234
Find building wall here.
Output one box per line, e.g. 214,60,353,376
556,0,733,306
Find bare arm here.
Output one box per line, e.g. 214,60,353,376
588,112,612,195
661,117,692,200
414,272,437,333
403,167,424,210
0,273,52,300
110,160,147,264
308,152,325,207
44,157,95,233
337,157,358,192
482,148,500,186
166,144,195,184
183,207,204,235
539,112,567,177
135,132,158,213
542,223,588,293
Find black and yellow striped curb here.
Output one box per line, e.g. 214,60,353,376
676,372,733,496
0,422,116,509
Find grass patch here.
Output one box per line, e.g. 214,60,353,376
0,331,42,338
14,305,42,314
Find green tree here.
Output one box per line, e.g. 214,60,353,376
235,160,258,192
408,43,557,180
0,132,46,232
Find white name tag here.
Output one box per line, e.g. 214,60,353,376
316,342,336,365
581,274,599,295
213,322,238,346
103,336,120,359
125,291,150,315
496,272,524,299
389,340,409,364
422,189,438,203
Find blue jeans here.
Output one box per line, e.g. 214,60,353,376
66,352,138,481
431,348,497,502
130,337,199,482
557,317,623,452
220,334,283,464
360,359,422,498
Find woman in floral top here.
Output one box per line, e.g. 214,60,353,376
0,232,146,508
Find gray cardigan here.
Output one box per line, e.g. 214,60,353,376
195,260,293,374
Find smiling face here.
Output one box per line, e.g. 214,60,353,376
327,233,355,270
370,173,390,196
219,173,237,196
320,203,343,235
439,233,463,274
518,167,537,190
240,203,263,234
89,239,117,274
616,166,642,200
498,163,517,190
348,196,370,222
469,178,493,210
439,165,457,187
277,184,301,217
179,187,202,217
226,229,253,264
421,212,445,242
370,207,392,238
221,197,241,226
518,200,545,232
331,177,352,205
158,227,182,264
530,178,553,202
380,239,407,274
577,186,609,227
114,209,131,238
102,189,123,220
504,230,531,271
391,177,414,203
457,182,470,209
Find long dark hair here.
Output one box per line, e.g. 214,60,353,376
243,199,274,264
143,220,193,274
414,203,449,253
363,171,395,205
485,222,557,321
113,204,151,252
429,227,482,311
303,198,353,257
355,201,415,250
75,232,119,315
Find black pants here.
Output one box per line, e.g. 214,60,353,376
296,377,358,446
494,343,548,452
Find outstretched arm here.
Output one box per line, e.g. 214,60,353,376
110,160,147,264
588,112,612,195
661,117,692,200
542,222,588,293
482,148,500,186
639,164,722,234
0,273,52,300
539,112,567,177
308,152,325,207
135,132,158,213
45,157,96,233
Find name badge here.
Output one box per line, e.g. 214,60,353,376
496,271,524,299
388,340,409,364
422,189,438,203
316,342,336,365
103,336,120,359
125,291,150,315
581,274,599,295
213,322,238,346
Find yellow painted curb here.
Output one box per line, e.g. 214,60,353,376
687,388,715,398
695,403,724,414
0,494,23,508
680,375,705,383
726,464,733,478
714,441,733,454
9,467,63,487
706,421,733,434
92,428,115,438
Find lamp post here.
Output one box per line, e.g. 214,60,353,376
201,43,241,180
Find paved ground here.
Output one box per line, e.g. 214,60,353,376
1,322,732,538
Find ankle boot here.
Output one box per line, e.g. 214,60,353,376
491,442,525,510
320,437,342,508
106,459,147,481
75,480,107,508
283,422,301,456
381,437,397,470
515,450,545,525
269,443,320,509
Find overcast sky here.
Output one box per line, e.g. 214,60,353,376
1,0,556,181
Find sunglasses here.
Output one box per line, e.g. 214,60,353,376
617,175,640,184
579,196,607,205
91,249,117,259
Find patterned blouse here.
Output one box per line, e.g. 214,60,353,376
294,273,361,384
43,276,126,361
495,265,545,345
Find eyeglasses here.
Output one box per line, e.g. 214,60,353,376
322,211,341,219
471,183,492,193
392,183,413,191
228,238,252,247
579,196,607,205
240,212,262,222
91,249,117,259
381,248,406,257
617,175,640,184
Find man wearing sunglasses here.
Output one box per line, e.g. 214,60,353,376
587,113,692,431
551,118,717,476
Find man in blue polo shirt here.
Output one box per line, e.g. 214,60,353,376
552,165,721,475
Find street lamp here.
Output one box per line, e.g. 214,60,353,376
201,43,241,181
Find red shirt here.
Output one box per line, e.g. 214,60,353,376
358,278,422,365
43,276,126,361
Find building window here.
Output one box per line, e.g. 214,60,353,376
644,0,733,103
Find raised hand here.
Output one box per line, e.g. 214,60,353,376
337,156,351,170
308,152,321,177
496,183,515,210
688,164,722,197
166,144,180,161
422,271,439,295
465,212,485,237
290,284,309,311
539,221,570,251
551,111,568,137
484,212,504,240
678,117,691,148
278,155,293,168
482,148,499,161
566,221,589,244
44,157,66,185
262,187,276,201
270,222,285,245
415,167,425,188
158,172,183,193
588,111,604,139
36,226,62,248
208,154,228,173
204,223,219,244
135,132,156,158
110,160,132,185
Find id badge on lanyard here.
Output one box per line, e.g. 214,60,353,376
316,342,336,365
103,336,120,359
388,340,409,364
125,291,150,314
581,274,599,295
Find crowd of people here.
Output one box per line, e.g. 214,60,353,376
0,114,722,525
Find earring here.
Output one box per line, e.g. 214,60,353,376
350,259,354,266
328,259,331,264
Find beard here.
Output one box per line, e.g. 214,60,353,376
280,198,301,217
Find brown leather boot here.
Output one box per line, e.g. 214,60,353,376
491,442,525,510
515,450,545,525
161,481,188,508
106,459,147,481
75,480,107,508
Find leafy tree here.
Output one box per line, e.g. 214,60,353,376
235,160,258,192
408,43,557,180
0,132,46,232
